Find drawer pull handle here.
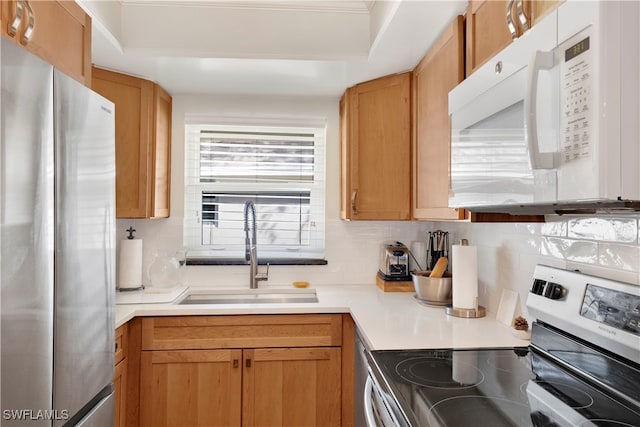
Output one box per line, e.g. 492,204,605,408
21,1,35,45
506,0,517,40
516,0,529,33
233,359,239,368
351,190,358,215
8,1,24,38
246,359,252,368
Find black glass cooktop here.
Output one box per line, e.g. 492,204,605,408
370,347,640,427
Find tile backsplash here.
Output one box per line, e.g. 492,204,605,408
433,215,640,318
117,214,640,320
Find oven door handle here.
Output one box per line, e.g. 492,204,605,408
364,376,377,427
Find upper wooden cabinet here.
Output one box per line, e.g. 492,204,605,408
465,0,525,76
413,16,466,221
91,67,172,219
340,72,412,220
531,0,563,25
1,1,91,86
466,0,563,77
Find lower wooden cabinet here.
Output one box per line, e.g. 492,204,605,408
243,347,341,427
140,347,341,427
114,358,128,427
140,349,242,427
138,315,346,427
114,324,128,427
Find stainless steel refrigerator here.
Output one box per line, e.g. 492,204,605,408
1,37,116,426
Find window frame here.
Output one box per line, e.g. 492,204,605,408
183,121,327,265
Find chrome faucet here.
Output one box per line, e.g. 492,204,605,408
244,200,268,288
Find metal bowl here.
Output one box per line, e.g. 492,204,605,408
411,271,452,304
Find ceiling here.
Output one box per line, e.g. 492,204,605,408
80,0,467,97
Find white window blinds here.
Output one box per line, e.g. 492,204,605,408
184,123,326,260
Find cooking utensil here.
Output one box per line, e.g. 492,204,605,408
428,230,449,270
429,257,448,278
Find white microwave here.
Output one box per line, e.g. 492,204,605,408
448,1,640,214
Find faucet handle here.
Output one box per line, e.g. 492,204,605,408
255,263,270,282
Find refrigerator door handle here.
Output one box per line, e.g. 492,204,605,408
105,205,115,301
74,392,114,427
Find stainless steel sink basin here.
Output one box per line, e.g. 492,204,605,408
177,288,318,305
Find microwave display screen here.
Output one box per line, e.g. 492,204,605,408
565,37,590,62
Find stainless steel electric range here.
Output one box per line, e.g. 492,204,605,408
365,265,640,427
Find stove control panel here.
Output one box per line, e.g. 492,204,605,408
530,279,565,300
527,265,640,364
580,284,640,336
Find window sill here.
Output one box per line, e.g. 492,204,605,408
186,257,328,266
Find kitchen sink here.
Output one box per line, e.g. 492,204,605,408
177,288,318,305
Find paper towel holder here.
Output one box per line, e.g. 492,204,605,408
445,304,486,318
126,226,136,239
118,226,145,292
445,239,486,318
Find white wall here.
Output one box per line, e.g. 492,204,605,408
117,94,640,318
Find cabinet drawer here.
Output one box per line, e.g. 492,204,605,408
115,323,128,365
141,314,343,350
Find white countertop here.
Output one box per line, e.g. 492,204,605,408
115,284,528,351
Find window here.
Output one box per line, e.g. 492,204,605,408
184,122,326,262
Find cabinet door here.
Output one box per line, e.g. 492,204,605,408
92,67,172,219
242,348,341,427
115,324,128,365
466,0,513,76
1,1,91,86
466,0,515,77
342,73,411,220
339,94,349,220
531,0,563,26
92,68,155,218
413,16,466,221
151,85,172,218
114,359,127,427
140,349,242,427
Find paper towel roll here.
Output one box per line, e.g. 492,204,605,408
452,243,478,309
410,241,427,272
119,239,143,290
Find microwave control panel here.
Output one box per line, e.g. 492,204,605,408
560,30,593,165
